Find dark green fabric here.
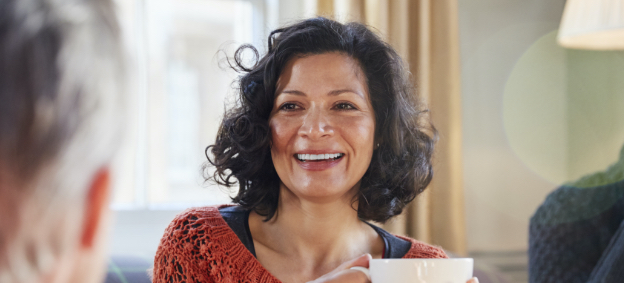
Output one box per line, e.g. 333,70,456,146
588,220,624,282
529,180,624,283
567,145,624,189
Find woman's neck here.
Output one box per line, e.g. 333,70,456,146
248,183,383,281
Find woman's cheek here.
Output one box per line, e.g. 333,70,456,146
338,116,375,144
269,116,298,154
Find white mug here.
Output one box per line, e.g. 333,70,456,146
356,258,473,283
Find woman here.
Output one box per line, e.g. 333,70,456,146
154,17,476,283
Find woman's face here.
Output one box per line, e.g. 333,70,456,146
269,52,376,202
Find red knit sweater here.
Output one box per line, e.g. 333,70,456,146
153,206,448,283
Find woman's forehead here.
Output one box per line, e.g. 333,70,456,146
275,53,368,97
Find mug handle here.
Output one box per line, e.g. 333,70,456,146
349,266,371,281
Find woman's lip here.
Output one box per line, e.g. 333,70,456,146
295,155,343,171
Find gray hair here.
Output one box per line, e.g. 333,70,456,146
0,0,124,282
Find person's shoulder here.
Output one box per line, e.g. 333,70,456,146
163,205,233,240
176,205,222,219
154,205,255,281
531,180,624,226
154,205,234,266
395,235,448,259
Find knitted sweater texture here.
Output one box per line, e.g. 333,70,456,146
153,206,448,283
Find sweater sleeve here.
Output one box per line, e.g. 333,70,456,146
153,209,216,283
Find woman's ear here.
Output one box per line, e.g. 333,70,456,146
81,167,111,248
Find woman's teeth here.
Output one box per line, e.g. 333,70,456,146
296,153,344,162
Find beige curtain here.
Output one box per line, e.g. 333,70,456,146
313,0,466,256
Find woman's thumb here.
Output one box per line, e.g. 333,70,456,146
344,253,372,269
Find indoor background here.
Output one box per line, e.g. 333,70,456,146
107,1,624,282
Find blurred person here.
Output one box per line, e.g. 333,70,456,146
0,0,124,282
529,145,624,282
154,17,477,283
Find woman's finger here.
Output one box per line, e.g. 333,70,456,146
330,269,371,283
349,266,371,281
307,254,373,283
466,277,479,283
341,253,372,269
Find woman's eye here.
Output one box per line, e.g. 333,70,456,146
335,102,357,110
279,103,300,111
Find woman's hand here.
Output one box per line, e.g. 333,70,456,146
307,254,372,283
467,277,479,283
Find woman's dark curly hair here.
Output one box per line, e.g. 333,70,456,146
205,17,436,223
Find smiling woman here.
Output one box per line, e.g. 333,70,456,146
205,19,436,224
152,17,464,283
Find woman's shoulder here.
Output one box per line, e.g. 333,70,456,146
394,235,448,259
175,204,233,219
369,223,447,259
153,204,258,282
161,205,238,245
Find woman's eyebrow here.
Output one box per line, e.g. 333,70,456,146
280,90,306,96
279,89,364,98
328,89,364,98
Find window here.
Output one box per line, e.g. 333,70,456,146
112,0,278,210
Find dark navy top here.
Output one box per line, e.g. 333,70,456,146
219,206,412,259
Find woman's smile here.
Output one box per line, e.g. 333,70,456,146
269,52,376,199
294,151,345,171
295,153,344,162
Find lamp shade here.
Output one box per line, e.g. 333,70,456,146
558,0,624,50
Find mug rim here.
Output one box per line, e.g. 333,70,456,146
370,258,473,262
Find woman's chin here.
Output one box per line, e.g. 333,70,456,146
281,182,359,204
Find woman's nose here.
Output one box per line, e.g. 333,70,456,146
298,108,334,139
